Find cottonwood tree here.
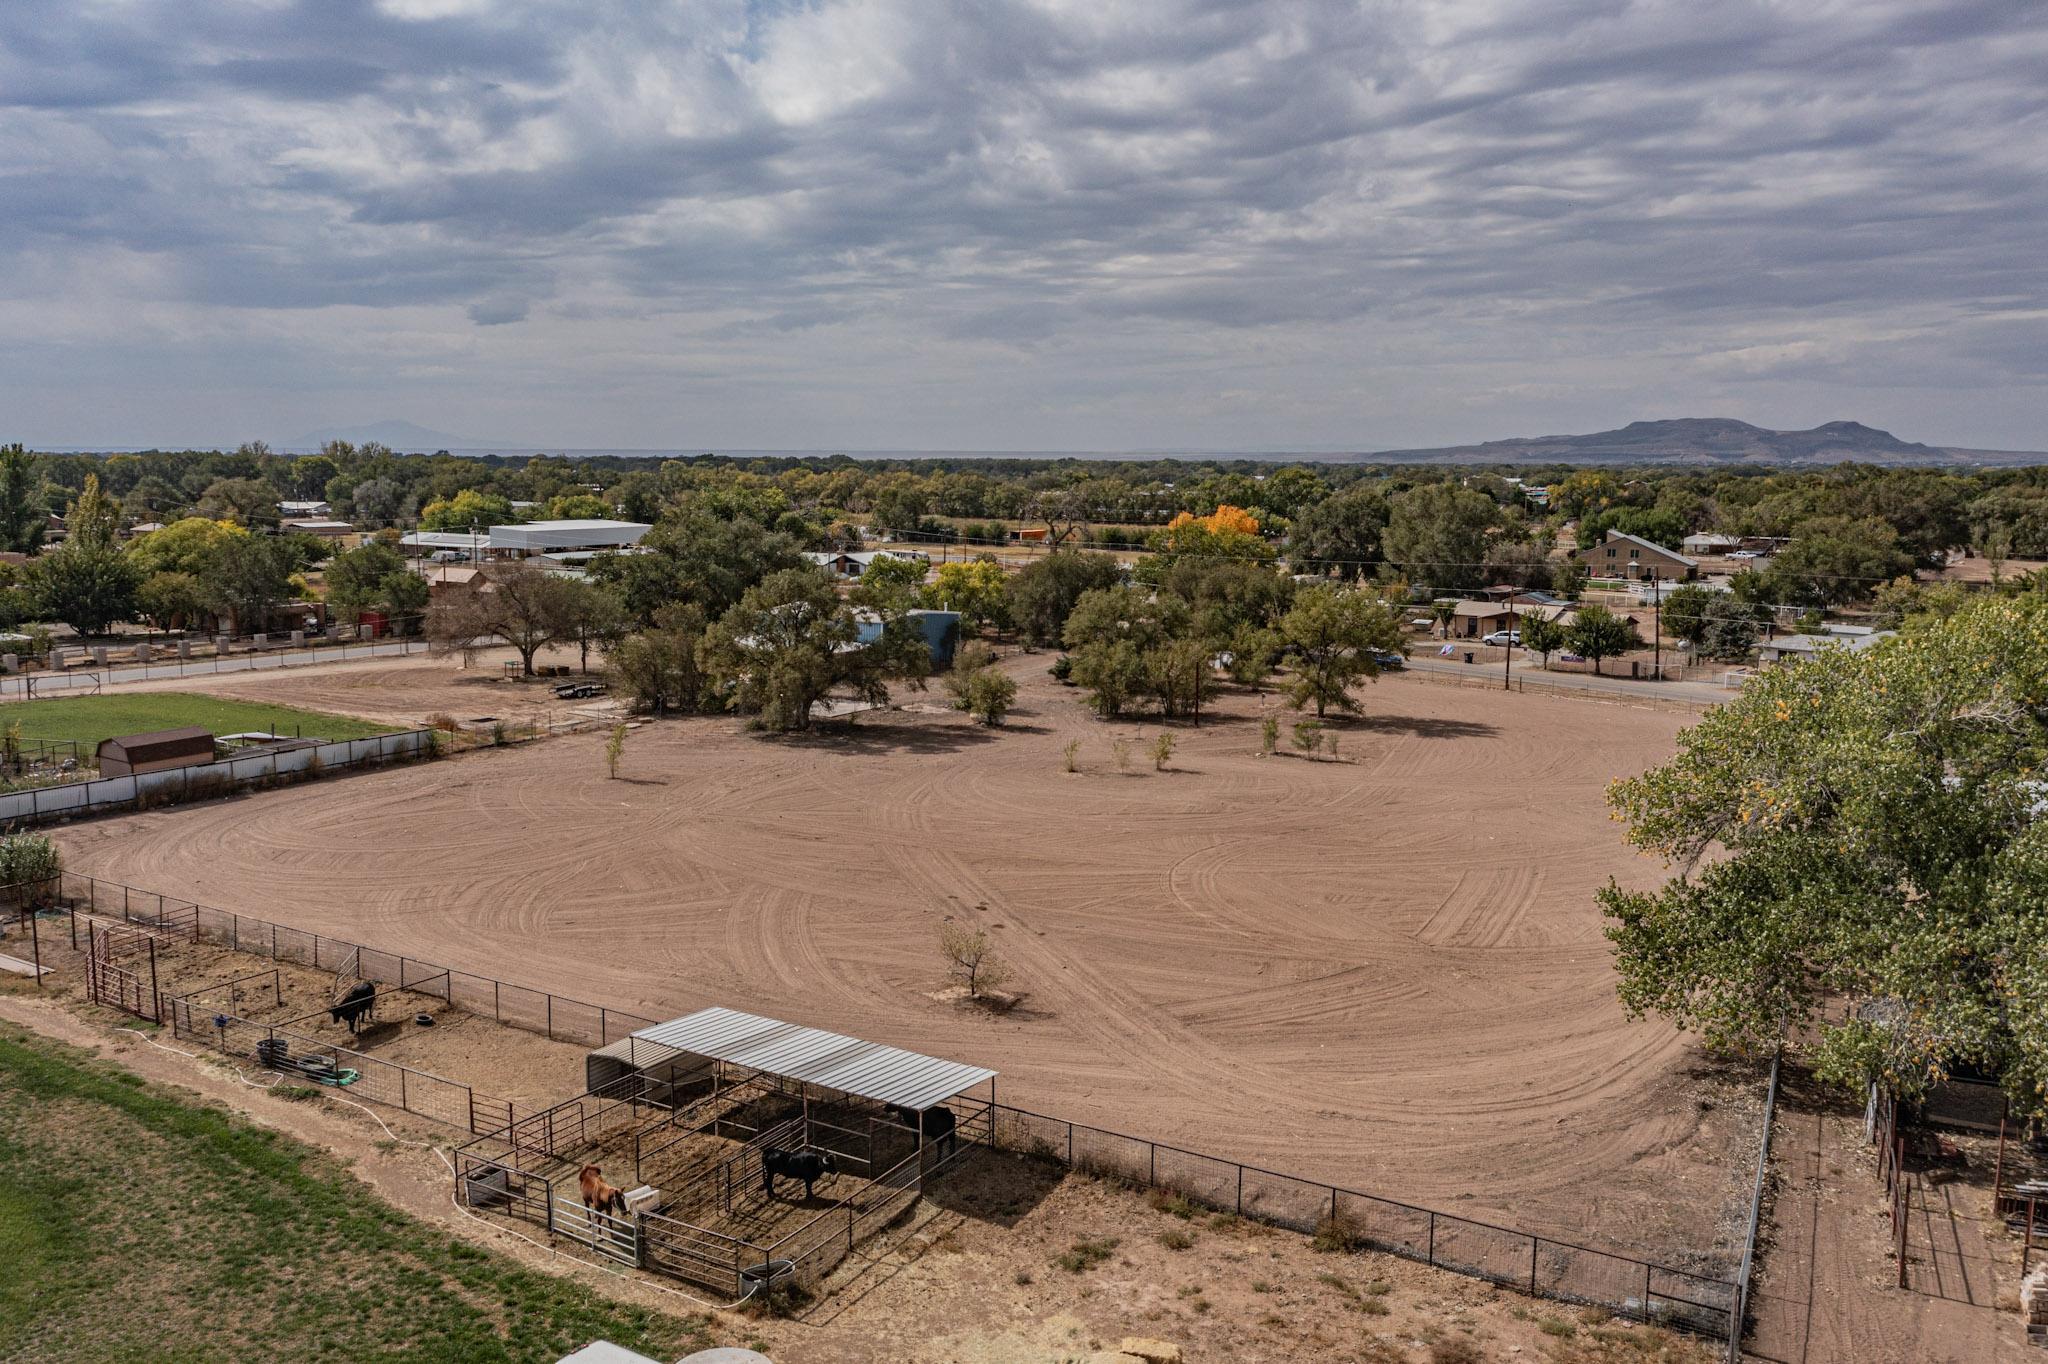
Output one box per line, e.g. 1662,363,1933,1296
1383,483,1497,591
427,559,586,676
1008,550,1123,646
606,604,710,714
700,568,929,731
1602,596,2048,1116
1289,484,1388,580
1277,584,1404,718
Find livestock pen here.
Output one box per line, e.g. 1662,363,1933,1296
454,1007,997,1296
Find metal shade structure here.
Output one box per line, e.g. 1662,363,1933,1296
622,1006,994,1112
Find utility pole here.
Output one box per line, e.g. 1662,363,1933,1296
1503,612,1514,691
1651,572,1662,680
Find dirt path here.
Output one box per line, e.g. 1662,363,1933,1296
1744,1068,2031,1363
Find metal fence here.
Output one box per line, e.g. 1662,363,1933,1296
53,870,666,1052
0,637,431,697
988,1104,1738,1342
1726,1051,1780,1363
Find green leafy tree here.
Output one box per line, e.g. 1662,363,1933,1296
1660,584,1718,646
137,571,206,631
852,555,928,614
547,493,613,521
194,477,281,528
323,542,419,623
1552,560,1589,601
1383,484,1496,591
1008,551,1123,646
1061,584,1189,720
0,444,47,553
420,489,514,532
1519,611,1568,668
589,511,804,626
559,578,628,673
198,533,298,635
700,569,929,731
606,605,711,714
1760,516,1915,608
1277,584,1403,718
1564,603,1638,675
30,475,139,633
1601,596,2048,1116
927,557,1010,631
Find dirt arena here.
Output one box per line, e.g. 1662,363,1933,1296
50,656,1756,1267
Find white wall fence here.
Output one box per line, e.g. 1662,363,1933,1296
0,637,431,697
0,730,434,824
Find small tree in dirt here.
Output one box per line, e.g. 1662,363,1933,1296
604,723,627,779
1151,733,1175,771
1519,612,1568,669
1279,584,1404,718
1061,738,1081,773
1431,600,1456,637
944,641,1019,726
1291,719,1324,758
1112,737,1131,773
939,921,1012,1000
1259,714,1279,756
1325,733,1340,763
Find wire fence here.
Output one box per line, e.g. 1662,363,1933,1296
987,1104,1739,1342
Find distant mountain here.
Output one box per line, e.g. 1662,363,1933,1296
1359,418,2043,467
287,419,492,452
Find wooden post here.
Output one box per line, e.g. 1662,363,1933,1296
1641,1261,1652,1325
29,908,42,989
1996,1118,2008,1217
1530,1237,1540,1294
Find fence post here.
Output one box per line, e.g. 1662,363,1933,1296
494,980,500,1023
1066,1123,1073,1167
400,1065,408,1113
1428,1211,1436,1266
1530,1237,1539,1294
547,995,554,1040
601,1007,608,1044
1236,1166,1243,1215
1642,1262,1652,1327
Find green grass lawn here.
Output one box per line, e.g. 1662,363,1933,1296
0,693,398,751
0,1023,709,1363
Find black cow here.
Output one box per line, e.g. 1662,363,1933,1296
761,1146,835,1200
890,1104,958,1160
330,981,376,1035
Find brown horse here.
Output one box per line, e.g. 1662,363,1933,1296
579,1164,628,1218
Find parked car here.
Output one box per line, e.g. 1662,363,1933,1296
1728,550,1760,560
1367,649,1405,670
1482,630,1521,647
1407,617,1435,629
1559,651,1586,663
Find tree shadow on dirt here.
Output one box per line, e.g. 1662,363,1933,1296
1342,714,1499,740
772,719,1004,756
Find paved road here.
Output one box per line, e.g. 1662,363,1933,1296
1402,652,1734,708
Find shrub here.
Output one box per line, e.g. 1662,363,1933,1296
1428,1339,1485,1364
1157,1228,1195,1251
0,833,60,891
1061,738,1081,773
1151,732,1174,770
1312,1209,1367,1253
1053,1237,1119,1273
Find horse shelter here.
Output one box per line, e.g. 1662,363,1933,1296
453,1007,997,1295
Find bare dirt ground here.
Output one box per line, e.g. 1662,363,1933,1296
52,656,1756,1272
1745,1067,2036,1364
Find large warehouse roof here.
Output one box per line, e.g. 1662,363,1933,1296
489,519,650,553
627,1007,995,1111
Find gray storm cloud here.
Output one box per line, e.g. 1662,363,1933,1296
0,0,2041,450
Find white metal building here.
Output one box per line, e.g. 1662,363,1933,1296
488,519,651,555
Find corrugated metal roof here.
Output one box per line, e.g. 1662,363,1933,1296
627,1007,995,1111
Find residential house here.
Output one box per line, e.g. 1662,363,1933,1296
1572,529,1699,582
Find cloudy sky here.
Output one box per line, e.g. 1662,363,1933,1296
2,0,2043,452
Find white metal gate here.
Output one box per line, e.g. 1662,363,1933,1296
554,1197,639,1267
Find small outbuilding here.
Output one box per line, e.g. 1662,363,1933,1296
95,727,216,776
